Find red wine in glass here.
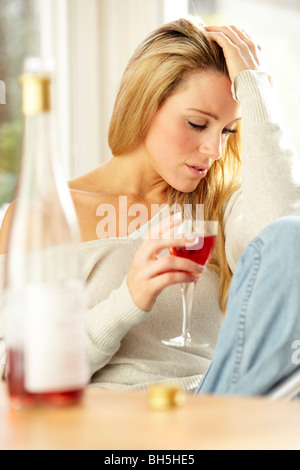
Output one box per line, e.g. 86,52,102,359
169,234,216,266
162,221,218,351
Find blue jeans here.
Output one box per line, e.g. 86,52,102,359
196,216,300,395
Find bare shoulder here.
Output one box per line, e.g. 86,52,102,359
0,201,16,254
68,163,119,208
68,168,100,192
68,163,111,193
67,165,118,242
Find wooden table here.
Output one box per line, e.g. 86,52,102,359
0,382,300,450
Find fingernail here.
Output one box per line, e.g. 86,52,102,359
197,265,206,273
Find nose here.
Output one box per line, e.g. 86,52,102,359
198,133,223,161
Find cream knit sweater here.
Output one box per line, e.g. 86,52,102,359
1,71,300,390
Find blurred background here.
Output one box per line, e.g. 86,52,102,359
0,0,299,223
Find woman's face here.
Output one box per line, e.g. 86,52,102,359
143,70,241,193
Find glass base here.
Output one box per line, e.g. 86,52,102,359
161,335,209,353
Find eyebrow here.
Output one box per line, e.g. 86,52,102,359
186,108,242,122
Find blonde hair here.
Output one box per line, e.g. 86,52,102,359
108,17,242,313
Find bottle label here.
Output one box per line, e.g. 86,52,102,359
5,285,89,393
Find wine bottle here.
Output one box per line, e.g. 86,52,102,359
3,58,88,409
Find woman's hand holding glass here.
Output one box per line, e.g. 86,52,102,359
126,214,205,312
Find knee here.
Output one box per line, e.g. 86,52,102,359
254,216,300,272
258,216,300,247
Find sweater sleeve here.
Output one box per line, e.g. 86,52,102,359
85,277,149,377
224,70,300,272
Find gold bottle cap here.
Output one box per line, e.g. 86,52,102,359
20,74,51,116
148,384,185,410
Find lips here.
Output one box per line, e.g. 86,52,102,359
186,164,208,178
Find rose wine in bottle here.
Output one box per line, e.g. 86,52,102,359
3,58,88,409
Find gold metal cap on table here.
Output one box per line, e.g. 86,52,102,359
148,384,185,410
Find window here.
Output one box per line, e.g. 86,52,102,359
0,0,40,219
37,0,165,179
166,0,300,157
164,0,188,21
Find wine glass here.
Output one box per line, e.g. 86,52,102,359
162,218,218,352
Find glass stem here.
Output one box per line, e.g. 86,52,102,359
181,282,196,342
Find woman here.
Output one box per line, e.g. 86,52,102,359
1,17,300,393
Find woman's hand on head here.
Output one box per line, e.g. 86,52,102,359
126,215,205,312
204,25,265,82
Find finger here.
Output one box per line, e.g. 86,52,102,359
241,28,254,41
230,25,261,52
150,271,199,293
204,25,260,58
204,25,247,49
203,29,237,56
145,254,205,279
205,25,259,53
138,233,199,261
239,28,262,50
147,212,182,240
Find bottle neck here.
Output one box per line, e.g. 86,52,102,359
17,112,57,202
16,73,57,198
20,74,51,116
5,67,82,288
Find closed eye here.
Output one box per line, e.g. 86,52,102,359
188,121,237,135
223,128,238,135
188,121,238,135
187,121,207,131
